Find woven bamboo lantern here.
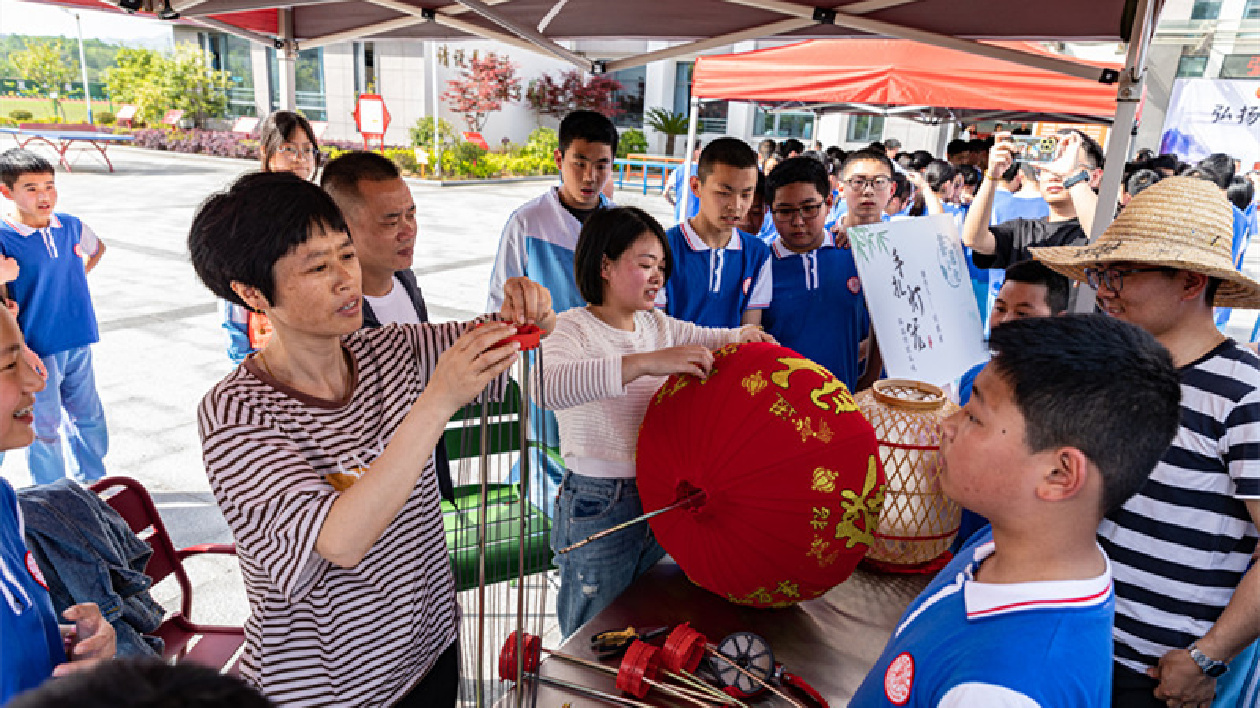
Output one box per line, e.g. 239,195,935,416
855,379,960,572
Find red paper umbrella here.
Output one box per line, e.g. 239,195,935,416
637,342,885,608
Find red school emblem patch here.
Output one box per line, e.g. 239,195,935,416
26,551,48,590
884,652,914,705
847,276,862,295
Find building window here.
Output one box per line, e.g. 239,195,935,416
608,66,645,128
1220,54,1260,78
1190,1,1222,20
200,31,256,118
354,42,377,94
846,115,885,144
754,108,814,140
1246,0,1260,20
268,46,327,122
1177,55,1209,77
673,62,727,133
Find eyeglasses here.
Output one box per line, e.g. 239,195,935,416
770,201,826,220
276,144,317,160
1083,266,1168,292
844,176,893,191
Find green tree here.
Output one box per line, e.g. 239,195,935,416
104,45,228,126
10,39,78,119
645,108,689,156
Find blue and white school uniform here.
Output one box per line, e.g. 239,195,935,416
486,187,612,314
0,214,108,484
486,187,611,517
666,165,701,226
657,220,773,328
0,478,64,703
851,527,1114,707
761,231,870,392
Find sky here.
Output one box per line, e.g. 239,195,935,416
0,0,172,46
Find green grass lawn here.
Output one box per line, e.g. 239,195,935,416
0,96,116,124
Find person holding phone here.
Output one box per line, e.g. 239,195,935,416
961,130,1102,270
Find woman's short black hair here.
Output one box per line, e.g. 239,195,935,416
188,171,346,308
258,110,322,176
573,206,672,306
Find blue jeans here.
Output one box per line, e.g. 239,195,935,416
551,472,665,638
29,346,108,485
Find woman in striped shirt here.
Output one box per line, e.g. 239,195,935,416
188,172,554,707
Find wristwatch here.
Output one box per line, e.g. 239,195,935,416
1188,642,1229,678
1062,169,1091,190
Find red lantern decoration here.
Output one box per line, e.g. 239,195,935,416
637,342,885,608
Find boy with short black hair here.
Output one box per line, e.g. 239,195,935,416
656,137,773,328
761,155,882,392
487,109,618,313
0,148,107,484
852,314,1181,707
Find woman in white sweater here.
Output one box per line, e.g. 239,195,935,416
542,206,772,636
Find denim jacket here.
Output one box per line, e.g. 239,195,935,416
17,479,163,656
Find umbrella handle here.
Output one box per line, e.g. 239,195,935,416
555,489,706,555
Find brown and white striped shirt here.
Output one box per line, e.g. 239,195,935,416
198,323,467,707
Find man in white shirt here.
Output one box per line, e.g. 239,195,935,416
322,151,451,502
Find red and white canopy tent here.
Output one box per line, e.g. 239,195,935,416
679,37,1134,212
690,38,1128,126
38,0,1161,244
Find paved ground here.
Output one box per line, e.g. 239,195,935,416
0,143,677,629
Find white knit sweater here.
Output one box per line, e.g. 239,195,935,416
541,307,741,477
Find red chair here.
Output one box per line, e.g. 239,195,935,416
89,476,245,672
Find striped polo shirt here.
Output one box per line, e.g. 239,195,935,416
198,323,467,707
1099,339,1260,674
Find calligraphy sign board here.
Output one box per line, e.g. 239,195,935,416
848,214,987,386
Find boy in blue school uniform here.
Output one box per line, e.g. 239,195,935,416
762,152,888,393
486,110,618,516
0,149,108,485
851,315,1181,707
657,138,772,328
487,110,617,313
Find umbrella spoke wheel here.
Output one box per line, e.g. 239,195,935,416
616,639,661,698
498,630,542,681
662,623,707,673
710,632,774,695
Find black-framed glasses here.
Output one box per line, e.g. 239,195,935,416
845,176,893,191
1083,266,1168,292
771,201,826,220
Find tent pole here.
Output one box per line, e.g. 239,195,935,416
1072,0,1155,312
277,9,297,112
431,41,442,177
682,95,700,174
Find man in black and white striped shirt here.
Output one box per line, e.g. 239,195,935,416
1035,176,1260,708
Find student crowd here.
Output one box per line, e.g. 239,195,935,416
1,107,1259,708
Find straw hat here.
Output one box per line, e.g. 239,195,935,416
1031,176,1260,309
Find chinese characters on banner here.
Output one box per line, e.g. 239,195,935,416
848,213,987,386
1160,79,1260,170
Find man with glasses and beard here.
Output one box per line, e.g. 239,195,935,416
1034,177,1260,708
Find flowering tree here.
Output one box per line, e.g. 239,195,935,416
526,69,623,119
441,52,521,133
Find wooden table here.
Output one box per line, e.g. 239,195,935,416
499,560,930,707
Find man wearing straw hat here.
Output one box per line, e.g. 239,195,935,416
1033,176,1260,708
